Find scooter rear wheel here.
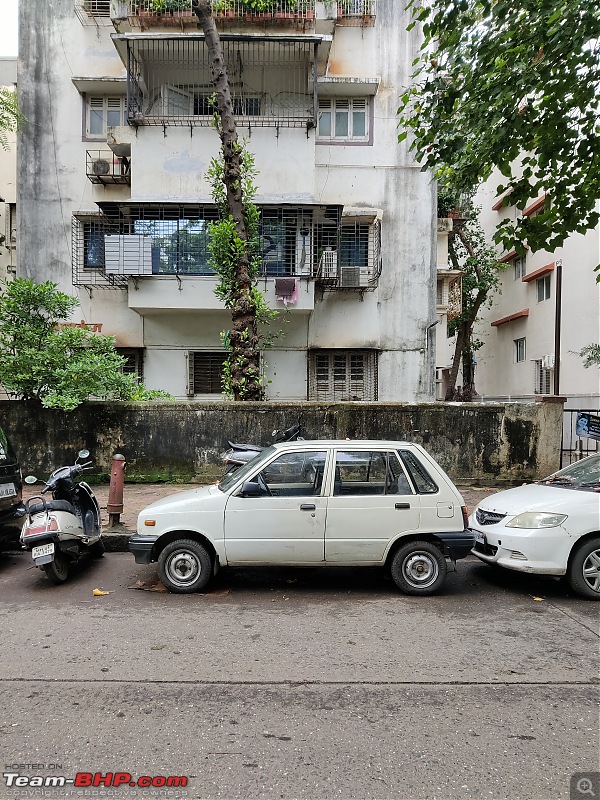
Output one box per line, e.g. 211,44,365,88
43,552,69,584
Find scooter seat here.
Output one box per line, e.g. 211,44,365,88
28,499,77,516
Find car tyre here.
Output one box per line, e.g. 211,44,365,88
390,540,447,596
158,539,212,594
567,537,600,600
43,551,69,584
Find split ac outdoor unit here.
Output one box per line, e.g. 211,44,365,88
319,249,338,278
541,354,555,370
92,158,111,177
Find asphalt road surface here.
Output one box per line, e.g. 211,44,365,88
0,549,598,800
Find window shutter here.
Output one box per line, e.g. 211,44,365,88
187,351,195,396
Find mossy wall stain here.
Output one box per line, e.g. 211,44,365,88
0,400,562,485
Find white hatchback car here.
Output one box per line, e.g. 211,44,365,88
129,441,473,595
470,454,600,599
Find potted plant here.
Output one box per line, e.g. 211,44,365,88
275,0,297,18
214,0,235,16
165,0,192,15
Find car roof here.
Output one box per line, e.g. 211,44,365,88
270,440,417,450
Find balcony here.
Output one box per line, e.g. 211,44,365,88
111,0,318,31
313,213,381,292
86,150,131,185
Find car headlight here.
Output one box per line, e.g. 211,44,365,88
505,512,567,529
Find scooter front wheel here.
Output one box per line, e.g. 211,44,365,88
43,552,69,584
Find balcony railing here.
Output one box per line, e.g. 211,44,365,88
118,0,316,26
86,150,131,185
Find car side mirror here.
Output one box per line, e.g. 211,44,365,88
239,480,267,498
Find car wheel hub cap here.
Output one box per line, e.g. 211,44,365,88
168,552,200,585
582,549,600,593
404,553,438,586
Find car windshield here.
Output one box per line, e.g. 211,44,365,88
539,455,600,489
218,446,278,493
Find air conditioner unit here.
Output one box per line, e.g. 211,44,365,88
541,354,555,370
92,158,111,177
318,248,338,278
340,265,361,287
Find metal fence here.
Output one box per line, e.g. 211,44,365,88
561,409,600,467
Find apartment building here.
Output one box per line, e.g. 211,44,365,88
472,173,600,413
17,0,440,402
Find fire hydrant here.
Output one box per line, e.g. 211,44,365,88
107,453,126,528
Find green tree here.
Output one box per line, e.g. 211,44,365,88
398,0,600,257
0,278,169,410
574,343,600,368
0,86,24,150
192,0,276,400
440,190,504,401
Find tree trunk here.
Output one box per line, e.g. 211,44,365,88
192,0,263,400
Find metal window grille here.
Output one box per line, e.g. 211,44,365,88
534,360,552,394
72,214,127,289
126,36,318,128
314,211,381,290
117,348,144,379
336,0,377,24
126,0,316,22
308,350,378,401
188,351,227,395
75,0,112,25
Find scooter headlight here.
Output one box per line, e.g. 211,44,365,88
505,512,567,529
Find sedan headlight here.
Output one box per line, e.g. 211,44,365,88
505,512,567,529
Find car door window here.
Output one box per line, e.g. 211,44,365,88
333,451,412,496
256,451,327,497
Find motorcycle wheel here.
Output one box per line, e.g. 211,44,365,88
43,552,69,584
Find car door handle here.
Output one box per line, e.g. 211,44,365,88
300,504,316,511
395,503,411,510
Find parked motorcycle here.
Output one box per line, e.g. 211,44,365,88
222,423,305,475
20,450,104,584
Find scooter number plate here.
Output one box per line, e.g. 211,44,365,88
32,543,55,559
0,482,16,499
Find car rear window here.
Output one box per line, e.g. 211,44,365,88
0,427,17,464
399,450,438,494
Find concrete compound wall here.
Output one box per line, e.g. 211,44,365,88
0,400,563,485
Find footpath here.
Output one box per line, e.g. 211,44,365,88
15,482,500,553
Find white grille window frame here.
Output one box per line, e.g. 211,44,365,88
317,97,370,144
536,273,551,302
308,349,378,401
514,337,526,363
513,256,526,280
85,95,126,140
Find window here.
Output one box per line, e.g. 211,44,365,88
256,451,327,497
117,348,144,380
399,450,438,494
513,256,526,280
132,212,217,275
187,352,227,395
537,274,551,302
534,360,552,394
86,96,126,138
308,350,378,401
514,338,526,363
83,221,106,269
317,98,369,142
333,451,412,496
83,0,110,15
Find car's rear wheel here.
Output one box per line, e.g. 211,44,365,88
390,540,447,595
158,539,212,594
567,537,600,600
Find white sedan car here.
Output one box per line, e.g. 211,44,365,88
470,454,600,599
129,440,474,596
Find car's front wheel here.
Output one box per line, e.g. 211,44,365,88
158,539,213,594
567,537,600,600
390,540,447,595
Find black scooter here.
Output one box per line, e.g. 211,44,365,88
221,423,304,475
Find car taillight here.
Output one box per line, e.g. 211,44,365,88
24,517,59,536
461,506,469,528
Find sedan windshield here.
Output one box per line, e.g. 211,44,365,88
218,446,277,493
539,455,600,489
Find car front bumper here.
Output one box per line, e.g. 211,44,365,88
470,526,570,576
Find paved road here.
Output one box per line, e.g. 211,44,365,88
0,546,598,800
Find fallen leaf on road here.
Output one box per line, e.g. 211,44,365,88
92,588,111,596
531,596,544,602
128,580,168,593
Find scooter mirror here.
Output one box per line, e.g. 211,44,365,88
24,475,38,484
78,449,90,460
